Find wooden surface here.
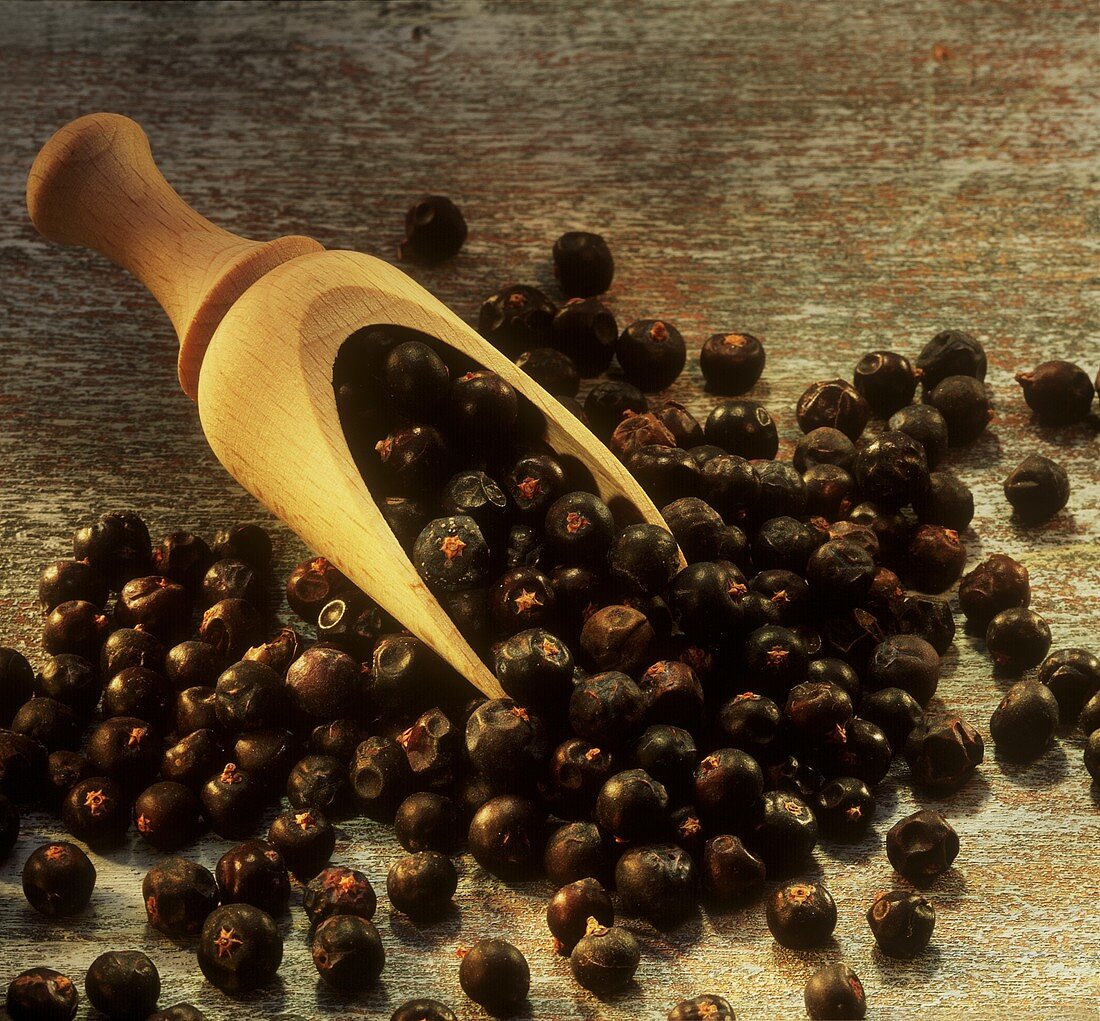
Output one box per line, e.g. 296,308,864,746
1,2,1098,1019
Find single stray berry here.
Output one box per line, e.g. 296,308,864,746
804,963,866,1020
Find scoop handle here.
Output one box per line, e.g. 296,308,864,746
26,113,322,398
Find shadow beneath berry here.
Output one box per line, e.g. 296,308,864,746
768,940,842,982
870,942,942,978
1033,418,1098,445
817,831,882,865
234,975,289,1011
586,979,643,1006
994,741,1070,787
1090,779,1100,810
626,906,707,951
385,902,464,946
910,770,992,818
314,975,390,1012
918,866,968,901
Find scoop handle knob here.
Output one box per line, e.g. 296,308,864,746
27,113,322,397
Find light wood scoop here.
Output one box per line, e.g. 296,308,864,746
27,113,677,698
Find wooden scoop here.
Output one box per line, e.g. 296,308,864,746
26,113,677,698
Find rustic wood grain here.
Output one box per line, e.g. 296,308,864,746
1,1,1098,1019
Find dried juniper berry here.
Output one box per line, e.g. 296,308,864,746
639,660,705,729
216,840,290,917
804,963,866,1020
694,749,764,827
545,491,615,564
570,920,640,994
815,777,875,841
22,840,96,917
5,966,79,1021
465,698,547,781
990,680,1059,762
905,525,966,593
766,879,836,948
744,625,809,698
394,792,461,856
309,719,365,762
718,692,782,763
701,834,766,903
668,995,737,1021
616,319,687,392
859,687,924,751
958,554,1030,632
214,660,286,733
101,666,172,726
853,430,929,509
543,741,614,820
44,750,89,809
479,285,557,355
887,809,958,884
705,399,779,460
351,736,414,820
197,903,282,995
233,729,299,793
85,717,159,790
379,495,431,550
399,708,462,790
794,426,856,474
752,516,818,575
200,763,265,840
866,634,940,706
201,558,265,609
61,775,128,846
387,850,457,922
41,599,109,660
37,559,108,614
198,598,263,662
489,566,556,636
585,380,650,440
399,195,466,264
580,604,655,675
161,730,225,790
0,647,35,727
595,769,670,842
1038,649,1100,725
805,538,875,608
699,454,759,525
147,1004,208,1021
1085,731,1100,781
887,403,949,469
651,400,703,448
468,795,545,880
285,557,351,625
747,791,818,874
568,671,646,746
505,455,568,525
143,857,219,937
459,939,530,1016
11,696,79,752
374,425,448,496
785,680,853,744
175,685,218,736
913,470,974,532
818,717,892,787
304,866,376,925
608,524,681,597
165,640,223,692
72,511,152,591
667,561,745,646
546,878,614,955
286,754,352,817
544,820,611,887
450,371,519,441
493,629,574,708
700,331,766,395
748,569,810,626
854,350,919,417
391,1000,458,1021
797,379,871,441
867,889,935,957
553,231,614,297
133,781,204,851
551,297,618,376
310,914,385,993
410,516,488,595
925,374,991,445
986,607,1052,674
211,524,272,571
631,724,696,801
615,843,699,929
267,808,335,880
894,593,955,654
285,645,358,721
1003,454,1070,523
753,461,808,522
917,329,986,389
1015,359,1094,425
515,346,580,397
84,951,160,1020
905,717,983,792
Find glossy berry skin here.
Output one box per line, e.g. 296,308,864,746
459,939,530,1015
888,403,950,468
465,699,548,780
905,717,983,792
668,994,737,1021
544,741,615,821
201,558,265,609
142,857,219,937
200,763,265,841
84,951,160,1021
311,914,385,991
585,379,650,438
400,195,466,264
546,878,614,954
694,749,764,826
493,628,574,709
815,777,875,841
214,660,286,734
304,866,376,925
595,769,670,843
160,730,225,791
570,922,640,994
41,600,110,660
374,425,448,497
551,298,618,376
805,539,875,608
1085,731,1100,782
795,426,856,473
394,792,462,855
479,285,557,356
197,903,283,995
615,843,699,930
61,776,129,846
38,559,108,614
804,963,866,1020
285,557,351,625
198,596,263,665
5,967,79,1021
859,687,924,751
990,681,1059,761
545,491,616,564
216,840,291,917
886,809,959,884
391,1001,459,1021
468,795,545,880
543,821,611,888
515,346,580,397
581,604,656,675
744,625,809,700
667,562,745,647
867,890,936,957
785,680,853,744
22,841,95,917
268,808,335,880
853,350,918,416
639,662,705,732
914,470,974,532
387,851,457,921
853,430,929,509
1015,359,1094,425
132,781,204,851
700,331,766,395
986,608,1052,674
211,524,272,571
866,635,940,706
925,375,991,446
0,648,36,726
702,834,766,902
72,511,153,591
1003,454,1070,523
747,791,819,875
165,640,223,691
916,329,986,390
609,523,681,597
351,736,414,820
905,525,966,594
705,399,779,460
1078,692,1100,736
796,379,870,441
894,593,955,655
553,231,614,297
616,319,687,391
1038,649,1100,724
766,880,837,948
958,554,1030,631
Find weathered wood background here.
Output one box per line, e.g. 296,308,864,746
1,1,1098,1018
